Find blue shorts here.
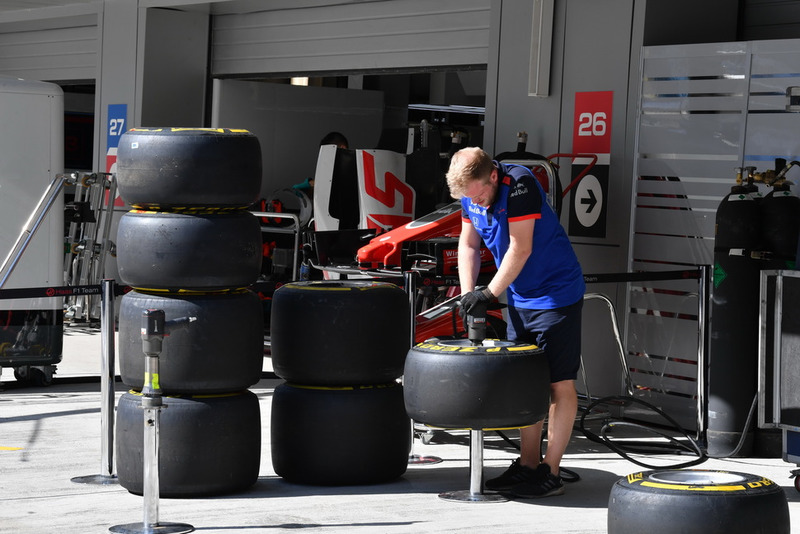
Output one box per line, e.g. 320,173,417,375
506,298,583,383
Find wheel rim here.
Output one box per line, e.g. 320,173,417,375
648,470,748,486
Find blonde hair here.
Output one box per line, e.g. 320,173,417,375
446,147,494,198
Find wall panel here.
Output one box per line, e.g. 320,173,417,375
631,38,800,431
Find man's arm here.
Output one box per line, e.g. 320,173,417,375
485,217,534,298
458,219,483,293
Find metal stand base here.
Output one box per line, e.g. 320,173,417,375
109,521,194,534
71,474,119,485
439,489,507,503
438,429,507,503
408,453,443,465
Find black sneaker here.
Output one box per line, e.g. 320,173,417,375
485,458,537,491
509,463,565,498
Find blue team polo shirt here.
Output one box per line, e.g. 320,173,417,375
460,162,585,310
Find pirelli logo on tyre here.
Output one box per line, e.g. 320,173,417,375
626,470,777,492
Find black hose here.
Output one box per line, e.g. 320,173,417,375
579,395,708,470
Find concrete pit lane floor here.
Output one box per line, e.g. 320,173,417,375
2,324,800,533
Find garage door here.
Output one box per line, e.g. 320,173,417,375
0,13,98,82
210,0,491,77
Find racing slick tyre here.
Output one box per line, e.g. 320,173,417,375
116,127,262,209
116,390,261,497
118,289,263,394
116,209,262,290
403,339,550,430
607,469,790,534
270,281,410,385
271,382,410,485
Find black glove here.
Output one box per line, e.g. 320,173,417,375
459,287,494,317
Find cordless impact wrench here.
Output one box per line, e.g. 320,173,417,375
466,300,488,346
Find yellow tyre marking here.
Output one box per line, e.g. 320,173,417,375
128,207,248,215
287,383,399,392
127,389,244,399
508,344,540,351
414,342,539,353
132,287,249,296
626,471,776,492
640,481,749,492
128,127,251,134
286,283,389,292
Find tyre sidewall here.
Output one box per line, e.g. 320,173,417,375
116,391,261,497
271,382,410,485
118,290,264,393
270,281,410,385
116,210,262,290
608,469,790,534
403,340,550,429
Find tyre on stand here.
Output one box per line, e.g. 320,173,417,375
403,338,550,429
403,338,551,502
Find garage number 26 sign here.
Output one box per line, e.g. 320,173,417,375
568,91,611,238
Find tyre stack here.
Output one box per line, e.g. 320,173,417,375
270,280,411,485
112,127,265,497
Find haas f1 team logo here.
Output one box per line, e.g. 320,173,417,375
359,150,416,231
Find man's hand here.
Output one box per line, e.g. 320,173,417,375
459,287,494,317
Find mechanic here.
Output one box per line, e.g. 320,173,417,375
446,146,585,499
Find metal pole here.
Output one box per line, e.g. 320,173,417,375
696,264,711,442
71,278,119,486
91,175,118,320
142,365,162,528
468,429,484,496
583,293,634,395
100,279,117,478
404,270,416,348
403,271,442,465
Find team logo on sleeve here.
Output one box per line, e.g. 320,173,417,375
509,182,529,198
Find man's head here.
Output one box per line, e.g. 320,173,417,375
446,147,498,207
320,131,349,149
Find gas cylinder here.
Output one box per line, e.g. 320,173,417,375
707,172,762,457
761,182,800,270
